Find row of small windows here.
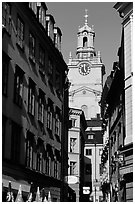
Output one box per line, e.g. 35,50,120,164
2,116,60,179
2,54,61,141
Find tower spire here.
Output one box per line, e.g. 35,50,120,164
84,9,88,25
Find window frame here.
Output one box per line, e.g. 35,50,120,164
86,148,92,156
14,66,24,107
28,79,36,116
29,32,36,62
16,15,25,49
2,2,11,35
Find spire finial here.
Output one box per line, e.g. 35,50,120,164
84,9,88,25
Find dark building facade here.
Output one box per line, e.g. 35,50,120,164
2,2,69,202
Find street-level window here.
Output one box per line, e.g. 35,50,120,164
86,148,92,155
2,115,7,158
17,16,24,49
2,53,10,96
70,161,76,175
14,66,24,107
11,121,21,163
28,79,35,116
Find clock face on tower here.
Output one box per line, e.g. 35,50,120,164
78,62,91,76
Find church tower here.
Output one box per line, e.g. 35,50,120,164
68,9,105,120
68,10,105,202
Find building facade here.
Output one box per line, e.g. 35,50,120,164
68,10,105,202
113,2,133,202
100,2,133,202
2,2,69,202
68,108,87,202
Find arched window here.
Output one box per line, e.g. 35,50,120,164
81,105,88,118
83,37,87,48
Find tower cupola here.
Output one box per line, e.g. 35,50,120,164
76,9,96,59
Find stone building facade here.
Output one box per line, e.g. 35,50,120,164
68,108,87,202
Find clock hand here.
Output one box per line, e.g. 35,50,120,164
84,64,86,73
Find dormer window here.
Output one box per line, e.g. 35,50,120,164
83,37,87,48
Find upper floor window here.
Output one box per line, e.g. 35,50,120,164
14,66,24,107
48,58,53,77
29,2,37,15
87,134,94,140
38,6,46,28
70,161,76,175
11,121,21,163
2,53,10,96
16,16,24,49
86,148,92,156
29,32,36,62
55,108,61,140
28,79,36,116
83,37,88,48
2,3,11,34
71,118,76,127
26,131,35,169
47,100,53,131
70,138,76,153
38,89,44,123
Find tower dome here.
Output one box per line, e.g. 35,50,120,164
76,9,96,59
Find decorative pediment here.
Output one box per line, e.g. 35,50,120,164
69,86,101,96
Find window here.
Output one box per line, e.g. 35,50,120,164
28,79,35,116
14,66,24,107
70,161,76,175
29,2,37,15
47,101,53,131
11,121,21,163
39,46,45,67
2,115,7,158
2,3,11,34
83,37,87,48
48,58,53,76
2,52,10,96
71,118,76,127
54,160,58,178
29,32,35,62
86,149,92,156
55,109,61,140
38,90,44,123
16,16,24,49
26,131,35,169
87,134,94,140
70,138,76,153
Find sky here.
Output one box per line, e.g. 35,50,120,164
46,1,122,83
